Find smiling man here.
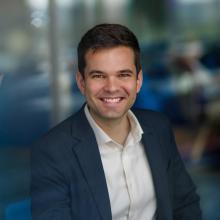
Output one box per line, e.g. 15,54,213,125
31,24,202,220
76,46,142,145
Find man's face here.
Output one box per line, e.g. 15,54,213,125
76,46,142,124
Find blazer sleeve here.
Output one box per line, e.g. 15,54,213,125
31,138,72,220
165,120,203,220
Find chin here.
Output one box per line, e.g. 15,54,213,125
100,111,126,120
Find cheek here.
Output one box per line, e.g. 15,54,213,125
124,83,139,95
84,82,102,96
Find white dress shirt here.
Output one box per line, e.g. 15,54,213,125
85,105,156,220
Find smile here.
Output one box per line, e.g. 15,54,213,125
101,97,123,103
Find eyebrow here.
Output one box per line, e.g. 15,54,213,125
88,69,134,75
88,70,104,75
118,69,133,74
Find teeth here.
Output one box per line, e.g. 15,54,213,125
103,98,121,103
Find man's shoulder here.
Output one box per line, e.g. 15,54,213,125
132,108,170,125
32,108,87,151
132,108,173,137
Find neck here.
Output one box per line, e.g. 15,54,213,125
91,113,131,146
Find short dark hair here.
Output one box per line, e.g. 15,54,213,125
77,23,141,75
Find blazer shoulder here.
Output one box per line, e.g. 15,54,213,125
132,108,170,126
32,107,89,152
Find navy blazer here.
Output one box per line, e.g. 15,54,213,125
31,107,202,220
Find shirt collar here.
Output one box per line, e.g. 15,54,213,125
127,109,144,144
84,105,143,147
84,105,111,146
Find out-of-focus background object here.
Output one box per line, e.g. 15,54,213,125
0,0,220,219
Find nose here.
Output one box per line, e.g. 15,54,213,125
103,76,119,92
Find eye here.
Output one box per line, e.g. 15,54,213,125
91,74,105,79
118,73,132,78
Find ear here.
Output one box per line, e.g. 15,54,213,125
76,71,85,95
136,70,143,93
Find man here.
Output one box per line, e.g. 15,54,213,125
31,24,202,220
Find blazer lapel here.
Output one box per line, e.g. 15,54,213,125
141,124,172,220
71,108,112,220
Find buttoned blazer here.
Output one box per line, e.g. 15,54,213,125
31,107,202,220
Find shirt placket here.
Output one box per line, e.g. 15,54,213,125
121,141,136,220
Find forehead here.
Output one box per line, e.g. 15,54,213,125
84,46,135,67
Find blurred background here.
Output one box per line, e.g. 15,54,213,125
0,0,220,219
